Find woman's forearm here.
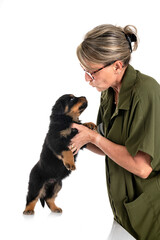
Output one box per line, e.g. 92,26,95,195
86,143,105,156
70,123,152,178
90,132,152,178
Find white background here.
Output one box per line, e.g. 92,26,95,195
0,0,160,239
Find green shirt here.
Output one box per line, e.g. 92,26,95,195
97,65,160,240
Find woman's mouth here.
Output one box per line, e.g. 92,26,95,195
89,79,95,86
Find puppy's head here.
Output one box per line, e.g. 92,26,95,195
52,94,88,121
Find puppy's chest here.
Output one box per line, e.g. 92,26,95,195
60,127,78,139
60,128,72,138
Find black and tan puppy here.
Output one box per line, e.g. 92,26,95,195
23,94,96,215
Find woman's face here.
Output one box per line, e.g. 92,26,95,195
83,62,124,92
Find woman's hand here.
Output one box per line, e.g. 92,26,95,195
69,123,97,155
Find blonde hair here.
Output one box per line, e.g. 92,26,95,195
77,24,138,70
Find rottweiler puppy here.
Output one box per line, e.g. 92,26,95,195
23,94,96,215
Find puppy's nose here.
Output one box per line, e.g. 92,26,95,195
80,96,87,101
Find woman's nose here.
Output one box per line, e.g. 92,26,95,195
85,72,93,82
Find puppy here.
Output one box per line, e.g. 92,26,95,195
23,94,96,215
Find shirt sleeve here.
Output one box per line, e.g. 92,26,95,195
125,96,160,171
96,105,105,136
96,93,105,137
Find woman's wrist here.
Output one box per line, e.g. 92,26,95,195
89,130,101,146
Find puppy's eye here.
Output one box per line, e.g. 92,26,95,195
70,97,74,102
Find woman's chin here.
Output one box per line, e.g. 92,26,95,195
95,87,106,92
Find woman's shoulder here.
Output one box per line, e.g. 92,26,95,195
132,67,160,100
137,70,159,88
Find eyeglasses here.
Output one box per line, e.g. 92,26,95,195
81,61,116,80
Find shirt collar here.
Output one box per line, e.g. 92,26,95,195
100,65,137,112
118,64,137,110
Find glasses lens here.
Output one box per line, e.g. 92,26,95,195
86,71,94,80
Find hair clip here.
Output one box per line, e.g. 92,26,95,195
124,33,137,53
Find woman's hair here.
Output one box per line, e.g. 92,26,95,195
77,24,138,70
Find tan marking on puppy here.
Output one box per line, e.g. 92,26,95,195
55,154,63,160
60,128,72,138
46,182,62,213
38,184,46,198
53,182,62,198
83,122,97,131
46,198,62,213
51,149,63,160
64,105,69,113
66,105,81,121
61,150,76,170
23,198,38,215
67,97,87,122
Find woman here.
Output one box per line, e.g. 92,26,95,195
69,24,160,240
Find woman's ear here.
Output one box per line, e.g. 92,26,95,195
113,61,124,73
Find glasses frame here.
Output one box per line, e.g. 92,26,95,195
81,61,116,80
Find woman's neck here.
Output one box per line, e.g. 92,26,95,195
112,66,127,105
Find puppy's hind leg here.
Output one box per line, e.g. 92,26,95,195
23,179,43,215
46,181,62,213
23,197,38,215
23,183,44,215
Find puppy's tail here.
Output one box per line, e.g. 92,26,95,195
40,198,45,208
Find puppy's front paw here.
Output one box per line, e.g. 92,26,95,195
62,150,76,171
83,122,97,131
64,162,76,171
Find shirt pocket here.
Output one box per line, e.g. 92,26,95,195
124,193,158,240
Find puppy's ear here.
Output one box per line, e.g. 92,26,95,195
52,101,64,115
